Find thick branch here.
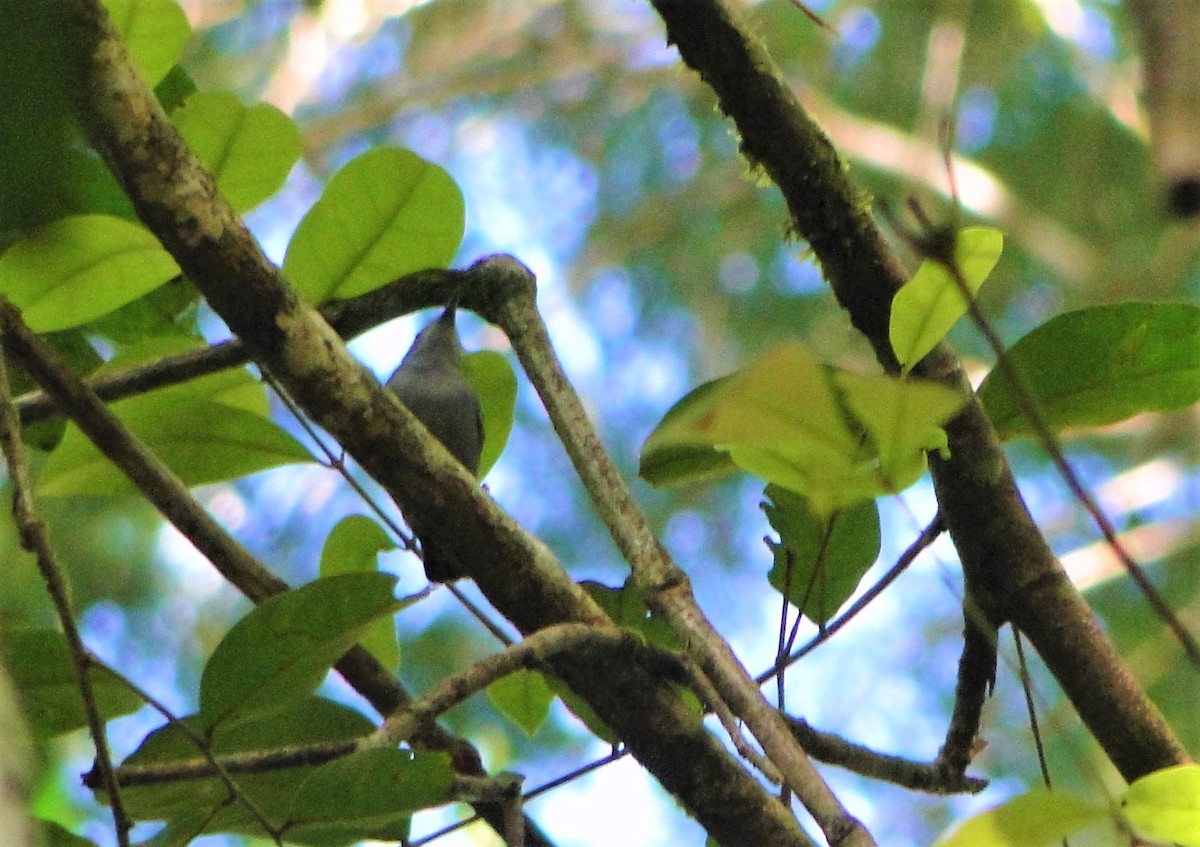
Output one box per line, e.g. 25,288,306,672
0,307,131,847
649,0,1188,780
57,4,814,844
490,266,871,845
0,297,549,846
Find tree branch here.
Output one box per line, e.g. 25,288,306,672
0,302,131,847
0,298,552,847
488,263,871,845
13,262,486,426
648,0,1189,780
57,3,817,844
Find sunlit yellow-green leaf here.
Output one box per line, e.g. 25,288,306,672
835,369,964,489
283,148,465,303
172,91,301,212
1121,764,1200,846
0,215,179,332
641,343,964,516
890,226,1004,372
935,787,1107,847
102,0,191,87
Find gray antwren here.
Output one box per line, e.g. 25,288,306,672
386,299,483,581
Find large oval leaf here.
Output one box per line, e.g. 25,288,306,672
114,697,377,832
283,148,465,303
37,396,312,497
199,573,402,729
0,215,179,332
319,515,402,672
172,91,301,212
890,226,1004,372
977,302,1200,441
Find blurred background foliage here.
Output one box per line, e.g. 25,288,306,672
8,1,1200,845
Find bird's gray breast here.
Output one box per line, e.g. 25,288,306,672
388,368,483,475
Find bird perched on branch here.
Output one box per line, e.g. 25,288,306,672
387,299,483,581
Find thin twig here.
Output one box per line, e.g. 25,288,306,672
0,300,132,847
1014,631,1053,788
88,662,283,842
764,513,944,677
784,716,987,795
925,221,1200,665
0,296,550,845
12,262,492,427
493,274,872,845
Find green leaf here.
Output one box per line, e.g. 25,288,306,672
0,5,78,234
198,573,402,729
639,374,741,486
86,274,203,346
319,516,401,672
154,64,198,113
834,369,964,489
0,215,180,332
487,669,554,736
1121,764,1200,846
580,579,680,650
462,349,517,479
37,396,312,498
764,487,880,625
544,674,618,745
934,787,1107,847
287,749,454,841
319,515,397,576
172,91,301,212
114,697,376,835
890,226,1004,372
642,343,965,516
0,629,144,736
101,0,191,87
283,148,465,303
978,302,1200,441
